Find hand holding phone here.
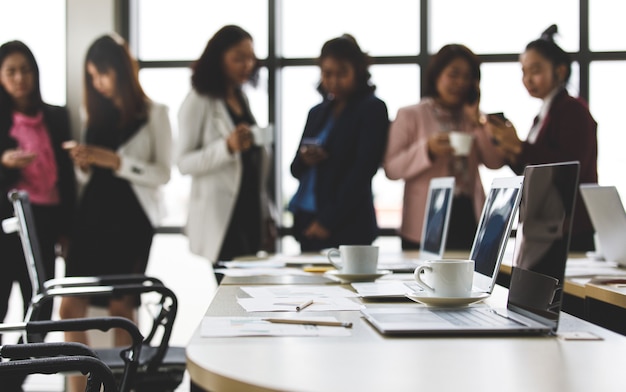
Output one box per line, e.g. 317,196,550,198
300,137,321,148
62,140,78,150
487,112,506,122
299,137,327,166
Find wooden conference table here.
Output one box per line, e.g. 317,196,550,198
186,253,626,392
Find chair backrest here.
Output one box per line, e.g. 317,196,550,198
3,190,48,298
4,190,185,388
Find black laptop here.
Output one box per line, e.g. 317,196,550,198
361,162,580,335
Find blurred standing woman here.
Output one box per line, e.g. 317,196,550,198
177,25,275,267
487,25,597,251
289,34,389,251
384,44,505,250
60,34,171,390
0,40,76,329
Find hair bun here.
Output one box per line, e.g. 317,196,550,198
340,34,358,45
540,24,558,42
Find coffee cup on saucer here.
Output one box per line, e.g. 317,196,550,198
326,245,379,274
413,259,474,297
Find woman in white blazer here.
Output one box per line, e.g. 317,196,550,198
177,25,274,270
59,34,172,392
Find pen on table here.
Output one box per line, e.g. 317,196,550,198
296,299,314,311
263,318,353,328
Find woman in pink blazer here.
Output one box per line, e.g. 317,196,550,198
384,44,505,250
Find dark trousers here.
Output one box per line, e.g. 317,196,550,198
0,205,59,391
0,205,58,338
292,211,336,252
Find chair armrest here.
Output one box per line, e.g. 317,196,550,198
26,317,143,346
0,355,118,392
44,274,164,290
28,284,177,374
0,317,143,392
1,341,99,360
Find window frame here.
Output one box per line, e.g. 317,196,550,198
121,0,626,237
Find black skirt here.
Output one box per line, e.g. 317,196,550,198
65,168,153,306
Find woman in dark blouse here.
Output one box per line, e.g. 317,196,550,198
289,34,389,251
59,34,172,392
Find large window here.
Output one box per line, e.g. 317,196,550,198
128,0,626,243
431,0,580,54
1,0,66,106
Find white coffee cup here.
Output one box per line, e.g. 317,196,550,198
326,245,379,274
448,131,474,156
251,124,274,145
413,259,474,297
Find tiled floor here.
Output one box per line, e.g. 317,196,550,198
6,234,218,392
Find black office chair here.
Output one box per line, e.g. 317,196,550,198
0,354,118,392
0,317,143,392
2,190,186,391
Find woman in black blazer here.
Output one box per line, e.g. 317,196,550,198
289,35,389,251
0,41,76,330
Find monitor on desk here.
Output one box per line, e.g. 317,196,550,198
579,184,626,266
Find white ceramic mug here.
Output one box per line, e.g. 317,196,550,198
413,259,474,297
251,124,274,145
326,245,379,274
448,131,474,156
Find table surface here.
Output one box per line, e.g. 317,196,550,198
187,280,626,392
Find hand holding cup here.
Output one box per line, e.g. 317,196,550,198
448,131,475,156
227,123,253,153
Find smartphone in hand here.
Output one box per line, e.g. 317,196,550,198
487,112,506,122
300,137,321,147
62,140,78,150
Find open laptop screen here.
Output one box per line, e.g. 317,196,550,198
508,162,580,331
470,184,521,279
421,187,452,255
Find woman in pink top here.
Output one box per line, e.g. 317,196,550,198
384,44,505,250
0,41,76,337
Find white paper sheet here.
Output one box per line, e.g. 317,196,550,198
214,267,310,277
351,281,422,298
219,260,286,268
200,316,352,337
237,297,363,312
240,285,359,298
565,258,626,277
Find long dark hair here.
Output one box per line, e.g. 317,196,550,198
316,34,375,99
424,44,481,104
525,24,572,83
84,34,147,129
0,40,43,114
191,25,259,98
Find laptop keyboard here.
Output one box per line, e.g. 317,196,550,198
435,309,522,327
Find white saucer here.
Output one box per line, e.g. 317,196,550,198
405,291,490,307
324,270,391,283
